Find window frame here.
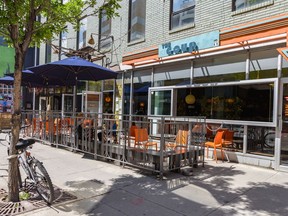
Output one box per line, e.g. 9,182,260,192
232,0,272,12
170,0,195,31
148,78,278,127
128,0,146,43
77,17,87,50
98,8,112,52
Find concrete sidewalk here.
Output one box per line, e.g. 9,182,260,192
1,138,288,216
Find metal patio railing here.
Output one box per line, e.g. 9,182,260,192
20,110,206,178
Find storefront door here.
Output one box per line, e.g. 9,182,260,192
39,96,46,112
78,91,101,113
61,94,73,116
279,78,288,168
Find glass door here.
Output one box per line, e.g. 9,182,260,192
62,94,73,117
78,91,101,113
280,81,288,166
39,96,47,112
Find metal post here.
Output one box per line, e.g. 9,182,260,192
159,116,165,179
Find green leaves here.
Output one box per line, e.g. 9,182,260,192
0,0,121,50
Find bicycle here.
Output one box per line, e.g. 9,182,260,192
3,128,55,204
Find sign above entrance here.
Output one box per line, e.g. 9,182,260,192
277,47,288,61
158,30,219,58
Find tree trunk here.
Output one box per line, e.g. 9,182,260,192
7,50,23,202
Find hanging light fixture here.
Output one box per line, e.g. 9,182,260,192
185,89,196,105
88,34,95,45
105,96,111,103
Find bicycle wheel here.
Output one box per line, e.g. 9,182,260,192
29,159,54,204
264,132,275,148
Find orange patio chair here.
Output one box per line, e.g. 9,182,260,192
134,128,158,151
205,130,225,162
222,130,234,148
166,130,188,153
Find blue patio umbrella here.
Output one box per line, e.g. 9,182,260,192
27,56,118,116
27,56,118,82
0,76,14,85
5,70,75,87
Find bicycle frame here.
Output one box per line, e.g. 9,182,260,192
17,147,37,186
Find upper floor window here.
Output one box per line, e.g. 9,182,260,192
78,17,87,49
170,0,195,30
99,9,112,51
128,0,146,43
232,0,271,11
45,41,51,63
59,29,67,60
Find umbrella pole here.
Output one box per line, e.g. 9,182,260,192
73,80,77,149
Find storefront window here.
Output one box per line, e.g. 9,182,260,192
87,81,101,92
133,70,151,115
133,82,150,115
154,61,190,87
103,79,114,91
249,48,278,79
124,72,132,115
77,81,86,93
281,56,288,77
176,81,275,122
150,90,172,116
194,52,246,84
103,92,113,113
247,126,274,156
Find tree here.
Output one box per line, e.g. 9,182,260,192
0,0,120,202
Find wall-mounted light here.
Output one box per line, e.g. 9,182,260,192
139,102,145,107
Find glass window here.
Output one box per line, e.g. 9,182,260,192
128,0,146,42
45,41,51,63
124,72,132,115
150,90,172,116
78,17,87,49
154,61,191,87
249,48,278,79
103,79,114,91
103,92,113,113
133,70,151,115
99,9,112,51
59,29,67,60
194,52,246,84
282,55,288,77
247,126,274,157
171,0,195,30
232,0,271,11
87,81,101,92
176,82,275,122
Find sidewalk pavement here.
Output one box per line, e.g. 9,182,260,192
1,137,288,216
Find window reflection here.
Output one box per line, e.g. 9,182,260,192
133,82,150,115
151,90,172,116
129,0,146,42
99,9,112,51
171,0,195,30
177,82,274,122
232,0,271,11
247,126,274,156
